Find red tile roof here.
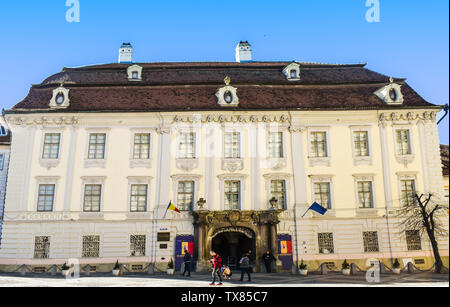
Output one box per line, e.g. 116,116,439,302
7,61,436,113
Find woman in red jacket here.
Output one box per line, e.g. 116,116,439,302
209,251,223,286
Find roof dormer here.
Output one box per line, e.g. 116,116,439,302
49,85,70,109
282,62,301,81
216,76,239,107
127,64,143,81
374,77,404,105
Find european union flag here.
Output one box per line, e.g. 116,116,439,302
309,202,328,215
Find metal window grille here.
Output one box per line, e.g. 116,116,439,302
177,181,194,211
357,181,373,208
314,183,331,209
271,180,286,209
0,154,4,171
88,134,106,159
34,236,50,259
225,180,240,210
311,132,327,158
83,184,102,212
133,134,150,159
268,132,283,158
353,131,369,157
363,231,380,252
406,230,422,251
37,184,55,212
42,133,61,159
130,235,146,257
318,233,334,254
178,132,195,159
396,130,411,155
130,184,148,212
400,180,416,206
224,132,240,158
82,235,100,258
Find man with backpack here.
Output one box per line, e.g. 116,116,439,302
181,248,191,277
209,250,223,286
239,253,252,282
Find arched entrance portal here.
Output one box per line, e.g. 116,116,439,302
211,228,255,270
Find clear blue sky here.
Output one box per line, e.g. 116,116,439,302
0,0,448,143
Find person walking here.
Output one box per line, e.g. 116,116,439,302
209,251,223,286
239,253,252,282
262,250,276,273
181,248,191,277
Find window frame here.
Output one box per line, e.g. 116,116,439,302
37,184,56,212
318,232,335,254
133,133,151,160
223,131,241,159
0,153,4,171
34,236,51,259
395,129,412,156
83,184,102,212
130,184,148,212
81,235,101,258
224,180,241,211
176,180,195,211
363,231,380,253
268,131,284,159
178,132,196,159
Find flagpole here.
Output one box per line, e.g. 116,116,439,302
301,208,311,218
163,201,171,219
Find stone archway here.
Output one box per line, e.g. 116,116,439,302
192,210,282,272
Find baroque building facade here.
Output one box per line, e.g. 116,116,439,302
0,42,448,273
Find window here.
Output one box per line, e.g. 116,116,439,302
37,184,55,212
130,235,146,257
157,232,171,242
132,71,139,79
357,181,373,208
88,134,106,159
396,130,411,155
318,233,334,254
0,126,7,136
130,184,148,212
271,180,286,210
178,132,195,159
406,230,422,251
314,183,331,209
133,133,150,159
83,184,102,212
225,180,240,210
290,70,297,79
224,132,240,159
0,153,4,171
310,132,327,157
400,179,416,206
363,231,379,252
34,236,50,259
82,235,100,258
353,131,369,157
177,181,194,211
268,132,283,158
42,133,61,159
224,91,233,104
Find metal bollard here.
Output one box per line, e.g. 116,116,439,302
85,264,90,276
147,263,154,275
320,263,327,275
20,264,26,276
379,261,386,274
407,262,414,274
51,265,57,276
350,263,357,275
119,264,124,276
291,264,298,275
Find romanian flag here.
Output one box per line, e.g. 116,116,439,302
280,240,293,254
181,242,195,255
167,201,181,213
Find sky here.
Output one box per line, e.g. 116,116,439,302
0,0,448,144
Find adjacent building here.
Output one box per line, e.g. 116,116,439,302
0,42,448,273
0,120,11,246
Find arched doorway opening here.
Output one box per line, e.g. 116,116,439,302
211,228,255,270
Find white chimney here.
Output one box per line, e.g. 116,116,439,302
235,41,252,63
118,43,133,64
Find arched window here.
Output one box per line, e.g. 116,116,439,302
389,88,397,101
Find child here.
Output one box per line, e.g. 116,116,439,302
222,265,232,280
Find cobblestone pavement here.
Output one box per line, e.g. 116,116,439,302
0,271,448,287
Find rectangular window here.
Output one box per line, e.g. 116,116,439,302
400,179,416,206
357,181,374,208
34,236,50,259
0,153,4,171
130,235,146,257
83,184,102,212
225,180,240,210
363,231,380,252
177,181,194,211
42,133,61,159
157,232,171,242
353,131,369,157
130,184,148,212
318,233,334,254
133,133,150,159
37,184,55,212
396,130,411,155
88,133,106,159
314,183,331,209
311,132,327,158
271,180,286,210
224,132,240,159
82,235,100,258
406,230,422,251
178,132,195,159
268,132,283,158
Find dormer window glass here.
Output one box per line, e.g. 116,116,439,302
224,91,233,104
389,88,397,101
290,70,297,79
56,93,65,105
132,71,139,80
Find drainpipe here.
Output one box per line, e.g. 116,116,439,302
437,104,449,125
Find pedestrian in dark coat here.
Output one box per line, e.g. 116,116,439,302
182,249,191,277
262,250,276,273
239,254,252,282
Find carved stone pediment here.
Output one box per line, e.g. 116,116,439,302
222,158,244,172
192,210,282,227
